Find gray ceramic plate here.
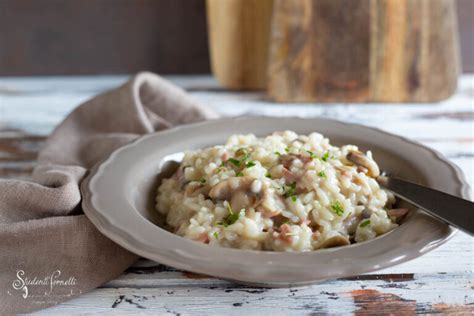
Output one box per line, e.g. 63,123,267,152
81,117,470,287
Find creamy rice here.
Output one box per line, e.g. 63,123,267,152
156,131,406,251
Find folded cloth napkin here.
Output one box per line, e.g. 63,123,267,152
0,72,218,314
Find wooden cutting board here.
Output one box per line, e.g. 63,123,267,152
207,0,274,90
267,0,460,102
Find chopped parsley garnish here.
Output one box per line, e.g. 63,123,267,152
213,231,219,239
216,205,238,227
199,177,206,184
215,162,226,174
274,151,281,156
245,161,256,168
265,172,272,179
241,152,251,161
216,204,245,227
284,182,297,202
228,158,241,167
317,171,326,178
321,151,330,162
236,171,244,177
360,219,371,227
331,201,345,216
227,148,252,169
284,146,290,153
306,150,317,159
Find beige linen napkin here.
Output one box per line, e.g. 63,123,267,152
0,72,218,314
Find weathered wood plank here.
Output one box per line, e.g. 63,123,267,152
34,272,473,315
3,76,472,138
0,75,220,94
0,73,471,95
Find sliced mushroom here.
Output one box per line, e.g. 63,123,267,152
343,213,360,235
184,182,210,197
279,154,295,168
279,153,312,168
209,176,258,211
295,153,312,164
312,231,322,241
256,186,287,217
172,166,188,188
387,208,409,222
231,190,257,213
319,233,351,249
282,168,310,193
282,167,300,184
272,214,289,227
346,151,380,178
361,208,372,219
209,176,254,200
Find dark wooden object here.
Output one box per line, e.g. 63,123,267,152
0,0,210,75
268,0,460,102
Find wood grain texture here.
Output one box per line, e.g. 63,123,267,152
268,0,371,102
207,0,274,89
0,75,473,314
33,272,474,314
268,0,461,102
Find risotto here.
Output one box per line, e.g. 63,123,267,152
155,131,407,251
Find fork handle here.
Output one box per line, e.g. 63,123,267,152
377,176,474,236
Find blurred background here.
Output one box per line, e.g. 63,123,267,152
0,0,471,76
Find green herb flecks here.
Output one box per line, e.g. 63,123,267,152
360,219,371,228
227,148,252,169
274,151,281,156
321,151,331,162
285,146,290,153
236,171,244,177
331,201,345,216
265,172,272,179
215,162,226,174
306,150,317,159
317,171,326,178
284,182,297,202
213,231,219,239
245,161,256,168
199,177,206,184
217,204,245,227
228,158,241,167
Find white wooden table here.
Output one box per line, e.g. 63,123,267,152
1,75,473,315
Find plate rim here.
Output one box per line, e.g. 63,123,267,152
81,116,470,285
